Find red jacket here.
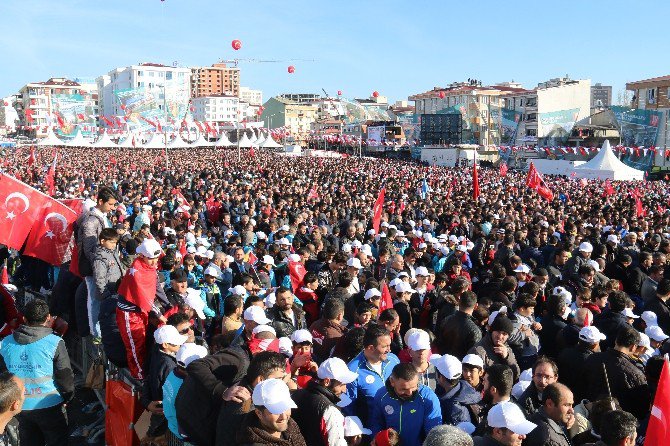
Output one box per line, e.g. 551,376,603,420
295,287,319,325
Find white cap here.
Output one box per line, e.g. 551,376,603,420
462,354,484,369
418,242,427,250
184,289,206,319
204,265,220,278
395,282,415,293
449,235,459,243
137,238,162,259
206,250,214,260
487,401,537,435
367,229,376,236
364,288,382,300
196,246,208,256
278,237,291,246
341,243,352,253
621,308,639,319
317,357,358,384
552,287,572,301
587,260,601,272
244,306,271,324
351,240,362,249
406,330,431,351
646,325,669,342
252,325,276,336
176,343,208,367
512,380,531,400
642,311,658,327
346,258,363,269
388,278,401,288
638,332,653,352
262,255,275,266
264,292,276,309
280,225,290,232
251,378,297,415
513,264,531,274
415,266,429,277
344,416,371,437
278,337,293,357
430,354,462,380
579,242,593,253
256,231,267,240
187,246,197,254
607,234,619,244
380,221,389,228
361,245,373,257
290,329,313,344
228,285,248,296
397,271,410,279
579,326,607,344
225,255,235,263
520,368,533,382
456,245,468,253
288,254,301,263
423,218,431,225
154,325,188,346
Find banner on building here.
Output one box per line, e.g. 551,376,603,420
51,93,95,136
115,86,188,131
538,108,579,146
498,108,522,144
367,126,385,149
611,105,662,147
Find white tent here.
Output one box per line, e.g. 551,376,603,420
261,136,283,149
255,133,266,146
573,140,644,181
237,133,253,148
90,131,117,148
214,132,234,147
191,134,213,147
65,129,91,147
37,128,65,146
141,134,168,149
117,133,138,149
168,135,191,149
248,132,259,145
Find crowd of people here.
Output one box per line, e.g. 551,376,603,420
0,145,668,446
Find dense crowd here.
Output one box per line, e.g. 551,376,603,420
0,145,668,446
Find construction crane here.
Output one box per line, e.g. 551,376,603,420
217,58,315,67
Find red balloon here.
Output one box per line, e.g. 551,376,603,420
337,90,342,96
231,39,242,50
287,65,295,74
372,91,379,98
439,91,445,99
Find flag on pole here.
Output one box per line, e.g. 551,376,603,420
379,281,393,314
526,162,554,202
0,174,51,250
645,359,670,445
499,162,508,177
473,159,480,200
45,153,57,196
372,187,386,234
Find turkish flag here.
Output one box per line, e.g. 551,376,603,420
645,359,670,445
27,147,36,167
499,162,508,177
45,154,57,196
372,187,386,234
603,179,615,197
60,199,84,215
379,281,393,314
288,260,307,293
206,197,221,223
117,258,158,313
23,199,77,266
526,162,541,189
473,162,480,200
0,174,50,250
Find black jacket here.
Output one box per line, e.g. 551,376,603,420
141,346,177,407
215,379,254,446
523,407,572,446
267,304,307,339
291,381,341,446
436,310,482,358
538,315,566,359
556,344,594,403
593,310,629,350
176,347,249,446
518,381,542,417
99,295,127,368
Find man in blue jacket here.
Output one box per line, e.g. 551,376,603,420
369,363,442,446
430,354,481,425
345,325,400,424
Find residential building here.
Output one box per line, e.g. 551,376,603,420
17,77,98,137
591,83,612,110
191,95,239,125
534,78,591,146
260,95,319,142
191,63,240,98
239,87,263,106
97,62,192,129
626,75,670,149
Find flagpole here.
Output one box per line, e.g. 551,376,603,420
161,84,168,170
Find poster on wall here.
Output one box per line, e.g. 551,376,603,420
116,86,188,131
611,106,661,147
538,108,579,146
367,126,385,149
498,108,522,144
51,93,95,136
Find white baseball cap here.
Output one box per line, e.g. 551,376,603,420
642,311,658,327
262,255,276,266
364,288,382,300
278,237,291,246
154,325,188,346
406,330,431,351
346,258,363,269
203,265,220,278
184,289,206,319
252,325,276,336
621,308,639,319
344,416,371,437
137,238,163,259
456,245,468,253
418,242,428,250
638,333,654,354
462,354,484,369
395,282,415,294
430,354,462,380
646,325,669,342
519,368,533,382
456,422,476,435
607,234,619,244
512,380,531,400
256,231,267,240
579,326,607,344
290,329,313,344
279,225,290,232
388,278,401,288
415,266,429,277
513,264,531,274
228,285,248,297
252,378,297,415
264,292,276,309
317,357,358,384
487,401,537,435
176,343,208,367
341,243,352,253
244,306,271,324
449,235,459,243
351,240,362,248
587,260,601,272
361,245,373,257
579,242,593,253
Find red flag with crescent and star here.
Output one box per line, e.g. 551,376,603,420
23,198,77,265
117,257,158,313
0,174,50,250
372,187,386,234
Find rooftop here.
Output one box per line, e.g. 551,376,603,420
626,75,670,88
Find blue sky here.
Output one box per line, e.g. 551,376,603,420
1,0,668,104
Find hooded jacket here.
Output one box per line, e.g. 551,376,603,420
436,380,482,425
0,325,74,409
236,411,307,446
369,380,442,446
92,245,125,300
467,333,521,381
291,380,345,446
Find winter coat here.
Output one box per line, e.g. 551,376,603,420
593,310,628,350
467,333,520,381
556,344,594,403
436,380,482,425
76,209,108,277
518,381,542,417
644,296,670,335
267,304,307,339
291,381,345,446
236,411,307,446
344,351,400,424
92,245,124,300
436,311,482,358
214,379,254,446
140,346,177,407
524,407,572,446
99,295,127,368
309,318,346,363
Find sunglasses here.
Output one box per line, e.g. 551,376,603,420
178,326,193,335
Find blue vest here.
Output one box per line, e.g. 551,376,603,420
162,371,184,439
1,334,64,410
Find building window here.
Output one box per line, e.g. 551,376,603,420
137,71,143,77
648,88,656,104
